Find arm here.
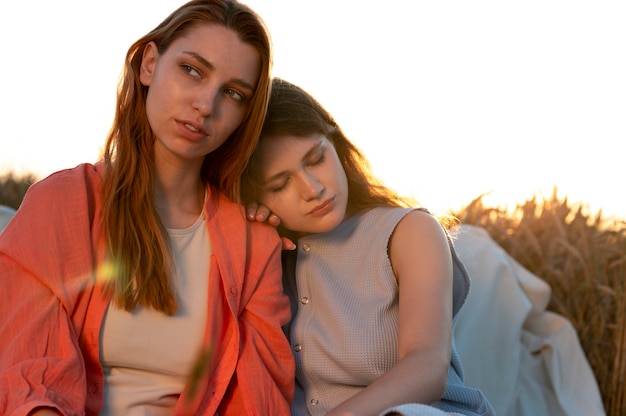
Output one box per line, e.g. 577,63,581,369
0,166,103,416
0,255,88,416
328,210,454,416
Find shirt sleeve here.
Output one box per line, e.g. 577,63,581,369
0,165,103,416
0,256,88,416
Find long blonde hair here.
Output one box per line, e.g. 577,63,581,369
102,0,272,314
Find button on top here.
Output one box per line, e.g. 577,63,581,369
294,344,302,352
301,297,309,304
310,398,319,405
302,243,311,252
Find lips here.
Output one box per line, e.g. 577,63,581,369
177,120,208,141
184,123,201,132
308,196,335,216
185,120,207,134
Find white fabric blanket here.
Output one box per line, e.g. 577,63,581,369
452,225,605,416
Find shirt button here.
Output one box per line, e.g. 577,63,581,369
311,398,319,406
294,344,302,352
302,243,311,252
301,297,309,304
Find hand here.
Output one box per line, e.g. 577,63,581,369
246,201,281,227
246,202,296,250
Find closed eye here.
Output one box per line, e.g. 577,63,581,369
268,152,324,193
307,151,326,167
268,178,290,193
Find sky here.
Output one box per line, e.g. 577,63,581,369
1,1,625,220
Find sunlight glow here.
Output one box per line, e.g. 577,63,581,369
1,1,624,220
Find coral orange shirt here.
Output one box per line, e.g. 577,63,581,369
0,163,294,416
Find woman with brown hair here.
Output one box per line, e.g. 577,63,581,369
0,2,293,415
243,78,495,416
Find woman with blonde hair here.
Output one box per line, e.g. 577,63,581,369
0,2,294,415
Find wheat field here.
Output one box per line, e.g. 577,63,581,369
453,190,625,416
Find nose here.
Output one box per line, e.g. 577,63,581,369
299,173,325,201
193,85,220,117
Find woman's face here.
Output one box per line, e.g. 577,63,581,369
256,133,349,235
139,24,260,170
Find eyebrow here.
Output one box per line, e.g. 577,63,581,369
262,140,324,185
182,51,256,92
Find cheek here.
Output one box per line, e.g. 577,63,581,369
144,90,159,131
145,82,168,118
216,110,246,145
225,102,250,129
259,194,282,214
331,160,349,193
260,194,293,222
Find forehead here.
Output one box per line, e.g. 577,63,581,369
258,134,326,168
260,133,324,154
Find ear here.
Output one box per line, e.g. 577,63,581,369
139,41,159,86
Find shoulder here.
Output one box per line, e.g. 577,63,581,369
356,206,439,236
388,210,450,266
3,164,103,238
397,208,442,230
28,163,102,198
390,209,470,313
0,164,103,272
19,163,101,209
246,212,281,243
394,209,447,240
208,191,280,245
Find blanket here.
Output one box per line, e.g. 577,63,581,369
452,225,605,416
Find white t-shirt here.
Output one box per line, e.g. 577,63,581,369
100,213,210,415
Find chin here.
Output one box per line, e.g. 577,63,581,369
315,217,343,234
287,215,343,236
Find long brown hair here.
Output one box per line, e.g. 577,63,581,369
242,78,413,216
102,0,272,314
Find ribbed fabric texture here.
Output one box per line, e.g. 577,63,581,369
283,207,496,416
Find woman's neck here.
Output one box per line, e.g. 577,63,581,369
154,161,206,229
